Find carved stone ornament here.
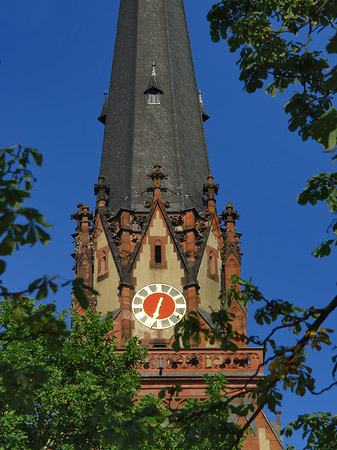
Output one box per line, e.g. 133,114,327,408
139,350,260,372
202,174,219,199
94,176,110,202
147,163,168,186
220,202,240,225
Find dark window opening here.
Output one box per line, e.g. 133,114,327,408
155,245,162,264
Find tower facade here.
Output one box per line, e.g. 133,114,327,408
71,1,283,449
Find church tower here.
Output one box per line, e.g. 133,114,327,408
71,1,283,449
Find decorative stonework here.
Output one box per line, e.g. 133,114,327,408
221,202,242,264
94,176,110,209
147,163,168,202
203,174,219,215
137,348,263,374
70,203,95,314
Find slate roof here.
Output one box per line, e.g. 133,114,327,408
99,0,211,213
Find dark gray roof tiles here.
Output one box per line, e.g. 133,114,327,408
99,0,211,213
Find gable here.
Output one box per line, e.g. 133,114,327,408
93,215,120,317
132,207,185,291
197,218,223,313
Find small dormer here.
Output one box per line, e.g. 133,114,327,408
144,62,163,105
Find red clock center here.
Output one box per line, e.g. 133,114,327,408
143,293,175,319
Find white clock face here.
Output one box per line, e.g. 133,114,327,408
132,284,187,329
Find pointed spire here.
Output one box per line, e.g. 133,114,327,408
144,62,163,94
198,91,210,122
220,202,242,264
99,0,211,212
151,61,156,77
220,202,242,281
97,90,108,125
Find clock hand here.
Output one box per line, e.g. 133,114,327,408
152,297,163,320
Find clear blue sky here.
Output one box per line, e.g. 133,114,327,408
0,1,336,448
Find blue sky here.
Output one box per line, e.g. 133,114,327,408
0,0,336,447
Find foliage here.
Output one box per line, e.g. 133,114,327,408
0,145,97,307
170,374,247,450
0,145,50,287
186,4,337,446
284,412,337,449
111,374,244,450
2,1,337,446
207,0,337,148
172,273,337,448
297,171,337,256
207,0,337,255
0,298,146,450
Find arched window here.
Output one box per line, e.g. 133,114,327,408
97,247,109,282
209,250,216,277
155,244,162,264
98,250,108,275
206,246,219,281
149,237,167,269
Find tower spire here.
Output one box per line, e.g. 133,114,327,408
98,0,210,213
71,2,284,448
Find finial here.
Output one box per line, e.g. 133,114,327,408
207,173,214,183
147,163,168,183
203,173,219,199
147,163,168,202
144,62,163,96
220,202,240,226
151,61,156,77
71,203,93,227
94,176,110,209
203,173,219,216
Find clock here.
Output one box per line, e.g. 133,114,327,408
132,283,187,329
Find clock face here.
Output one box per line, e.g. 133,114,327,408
132,284,186,329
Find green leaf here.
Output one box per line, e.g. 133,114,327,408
326,33,337,54
36,281,48,300
36,225,51,245
27,148,43,167
0,258,6,274
312,240,334,258
325,66,337,91
0,232,15,255
26,224,37,245
158,389,165,399
49,281,58,294
309,106,337,149
73,280,90,309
